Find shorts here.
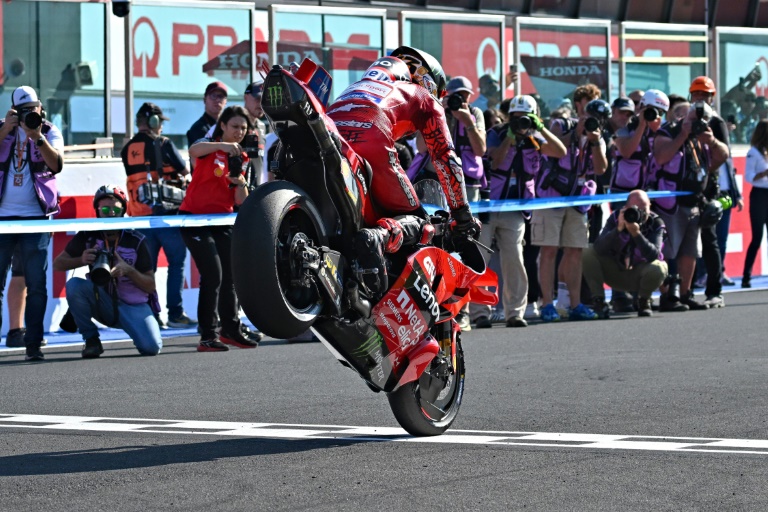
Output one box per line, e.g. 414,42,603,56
11,244,23,277
531,208,588,248
657,205,700,260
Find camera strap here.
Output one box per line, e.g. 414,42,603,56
95,232,122,327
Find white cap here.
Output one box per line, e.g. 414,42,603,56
12,86,39,107
508,95,537,114
639,89,670,112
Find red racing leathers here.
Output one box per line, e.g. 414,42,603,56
327,78,469,219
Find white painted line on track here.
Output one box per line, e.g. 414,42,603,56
1,413,766,455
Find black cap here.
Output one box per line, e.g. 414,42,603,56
611,97,635,112
137,102,169,121
245,80,263,98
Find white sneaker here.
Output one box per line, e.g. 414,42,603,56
524,302,540,319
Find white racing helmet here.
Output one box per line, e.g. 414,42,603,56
639,89,670,112
508,95,537,114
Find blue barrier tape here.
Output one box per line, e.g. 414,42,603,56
0,190,690,234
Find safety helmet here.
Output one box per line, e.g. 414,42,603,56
508,95,538,114
639,89,670,112
362,56,412,84
689,76,716,94
390,46,447,99
585,99,611,121
93,184,128,212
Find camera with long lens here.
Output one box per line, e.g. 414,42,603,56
623,205,645,224
90,249,113,287
643,107,659,122
16,106,42,130
508,115,532,132
446,92,464,112
584,116,600,132
241,133,260,158
691,103,709,136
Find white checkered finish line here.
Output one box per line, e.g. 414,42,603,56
2,414,767,455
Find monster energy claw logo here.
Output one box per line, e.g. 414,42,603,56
267,85,283,105
353,331,384,356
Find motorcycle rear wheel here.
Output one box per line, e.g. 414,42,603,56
232,181,327,339
387,335,465,436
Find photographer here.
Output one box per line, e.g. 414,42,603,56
0,86,63,361
183,106,260,352
121,102,195,329
53,186,162,358
471,95,566,329
532,85,607,322
652,98,728,311
688,77,742,307
582,190,667,318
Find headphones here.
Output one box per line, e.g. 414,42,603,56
147,113,161,129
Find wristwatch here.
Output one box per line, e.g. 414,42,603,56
35,137,45,147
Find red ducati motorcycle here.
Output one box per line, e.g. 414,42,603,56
232,61,498,436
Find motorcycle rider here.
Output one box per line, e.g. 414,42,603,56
326,47,479,298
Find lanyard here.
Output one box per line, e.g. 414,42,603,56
12,133,29,173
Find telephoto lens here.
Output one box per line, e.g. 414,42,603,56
90,250,112,286
643,108,658,122
584,117,600,132
446,92,464,111
623,205,641,224
20,110,43,130
510,115,532,132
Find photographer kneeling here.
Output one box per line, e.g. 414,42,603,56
53,186,162,358
183,106,260,352
582,190,667,317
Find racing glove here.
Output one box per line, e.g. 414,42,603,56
450,205,482,239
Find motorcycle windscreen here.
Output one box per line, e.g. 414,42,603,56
413,179,449,214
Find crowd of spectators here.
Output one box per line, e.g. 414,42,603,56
2,65,768,360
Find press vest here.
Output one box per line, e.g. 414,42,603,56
121,131,183,217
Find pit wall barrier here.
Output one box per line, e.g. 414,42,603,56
1,153,765,336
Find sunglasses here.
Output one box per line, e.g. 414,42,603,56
99,206,123,215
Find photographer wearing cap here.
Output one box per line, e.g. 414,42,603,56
652,95,729,311
582,190,667,318
533,84,607,322
121,102,195,329
0,85,64,361
53,185,162,358
471,95,566,329
183,106,261,352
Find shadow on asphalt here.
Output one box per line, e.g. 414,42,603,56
0,437,370,477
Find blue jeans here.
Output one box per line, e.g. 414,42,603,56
139,227,186,319
65,277,162,355
0,232,51,345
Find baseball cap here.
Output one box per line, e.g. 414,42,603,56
137,102,170,121
611,97,635,112
204,81,228,97
446,76,473,95
12,86,40,107
508,95,537,114
244,80,263,98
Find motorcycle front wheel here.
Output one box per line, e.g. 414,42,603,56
387,333,465,436
232,181,327,340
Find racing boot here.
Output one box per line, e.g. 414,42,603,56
659,274,688,312
354,216,431,300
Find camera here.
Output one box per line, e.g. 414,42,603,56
138,181,185,213
508,115,532,132
691,103,709,136
584,117,600,132
643,108,659,122
241,133,260,158
16,106,42,130
540,169,573,196
446,92,464,112
90,249,113,286
623,205,645,224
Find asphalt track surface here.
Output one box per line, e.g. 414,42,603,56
1,289,767,511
